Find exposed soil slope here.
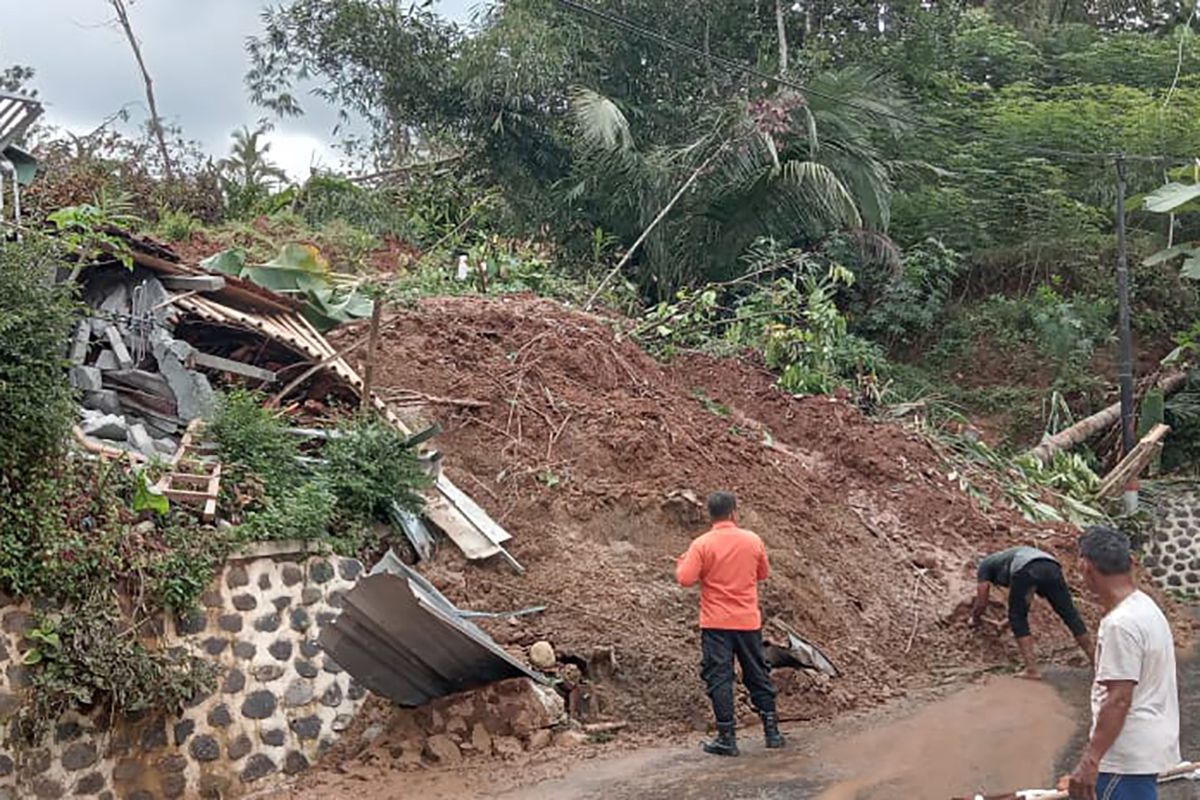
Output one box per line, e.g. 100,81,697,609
329,294,1121,728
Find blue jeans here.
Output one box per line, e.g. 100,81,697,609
1097,773,1157,800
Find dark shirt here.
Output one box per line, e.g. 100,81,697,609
977,546,1057,587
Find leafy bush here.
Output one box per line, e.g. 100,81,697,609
13,601,216,745
855,238,965,347
324,419,429,522
238,481,337,543
155,207,202,242
0,237,77,474
208,389,301,495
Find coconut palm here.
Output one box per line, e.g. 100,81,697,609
564,67,911,296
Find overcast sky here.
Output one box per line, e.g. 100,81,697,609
0,0,478,178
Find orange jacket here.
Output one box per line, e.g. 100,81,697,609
675,520,770,630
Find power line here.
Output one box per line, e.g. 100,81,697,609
553,0,1197,168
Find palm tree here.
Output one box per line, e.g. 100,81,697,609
218,126,289,218
565,68,911,296
219,126,289,194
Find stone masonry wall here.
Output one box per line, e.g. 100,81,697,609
1142,485,1200,594
0,549,368,799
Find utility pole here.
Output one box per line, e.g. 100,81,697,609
1115,153,1137,513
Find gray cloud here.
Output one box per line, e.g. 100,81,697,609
0,0,478,177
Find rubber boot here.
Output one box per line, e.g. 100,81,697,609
702,723,739,757
761,711,785,749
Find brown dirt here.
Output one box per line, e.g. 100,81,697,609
325,293,1161,735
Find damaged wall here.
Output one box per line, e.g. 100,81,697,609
0,548,368,799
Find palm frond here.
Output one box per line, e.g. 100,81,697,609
569,86,633,153
780,160,864,229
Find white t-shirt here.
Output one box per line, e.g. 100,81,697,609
1090,590,1181,774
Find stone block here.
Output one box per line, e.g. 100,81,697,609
242,691,278,719
470,723,492,756
81,389,122,415
172,719,194,746
228,734,253,761
282,564,304,586
61,741,98,771
94,350,121,371
233,642,256,660
338,559,363,581
232,594,257,612
310,560,335,584
222,669,246,694
283,751,310,776
240,754,277,784
290,715,322,741
207,704,232,728
150,329,214,422
154,437,178,455
269,640,293,661
255,613,281,633
261,729,286,747
70,366,103,392
253,664,285,682
73,771,105,795
218,614,243,634
190,735,220,762
321,682,343,707
290,608,311,633
80,412,127,441
301,587,322,606
296,660,318,679
285,682,314,708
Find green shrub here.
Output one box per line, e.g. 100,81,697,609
0,237,77,474
238,481,337,543
154,207,201,242
324,419,429,523
207,389,301,494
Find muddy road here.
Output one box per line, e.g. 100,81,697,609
269,651,1200,800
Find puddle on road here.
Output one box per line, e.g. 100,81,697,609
814,675,1077,800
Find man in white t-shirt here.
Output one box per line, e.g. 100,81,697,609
1069,525,1180,800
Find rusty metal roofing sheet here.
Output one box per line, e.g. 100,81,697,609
0,93,42,152
318,551,542,707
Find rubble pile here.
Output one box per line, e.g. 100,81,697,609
329,294,1169,733
71,265,219,459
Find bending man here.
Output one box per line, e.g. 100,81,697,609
676,491,782,756
972,544,1092,679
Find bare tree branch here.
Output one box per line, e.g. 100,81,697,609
108,0,174,181
775,0,789,75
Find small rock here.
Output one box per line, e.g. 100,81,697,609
253,664,285,682
207,704,232,728
283,751,310,776
232,594,257,612
332,714,353,732
493,736,524,758
424,735,462,765
553,730,589,749
290,715,322,741
269,640,293,661
127,423,157,457
470,723,492,756
218,614,243,633
296,660,318,679
529,641,557,670
173,719,194,746
527,729,553,752
227,566,249,588
233,642,256,660
228,734,253,761
80,412,126,441
261,729,286,747
190,735,220,762
61,741,98,771
282,564,304,586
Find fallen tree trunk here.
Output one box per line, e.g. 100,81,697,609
1026,372,1186,464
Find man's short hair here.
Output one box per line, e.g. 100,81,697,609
707,491,737,521
1079,525,1133,575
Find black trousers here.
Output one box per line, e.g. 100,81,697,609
1008,559,1087,639
701,628,778,725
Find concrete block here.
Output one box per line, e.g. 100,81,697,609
127,423,157,458
98,284,130,316
81,389,122,415
69,366,103,392
94,350,121,371
154,437,178,456
89,317,109,338
81,414,128,442
151,330,214,422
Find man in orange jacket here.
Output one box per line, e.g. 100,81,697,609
676,490,782,756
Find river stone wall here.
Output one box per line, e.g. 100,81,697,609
0,546,368,799
1142,484,1200,593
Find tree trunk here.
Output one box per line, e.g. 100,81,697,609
109,0,174,181
1026,372,1186,464
775,0,789,75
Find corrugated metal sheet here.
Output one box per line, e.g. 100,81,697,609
318,551,542,707
0,93,42,152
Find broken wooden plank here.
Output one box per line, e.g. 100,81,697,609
203,463,221,522
189,351,277,383
160,275,226,292
1096,423,1171,499
104,325,134,369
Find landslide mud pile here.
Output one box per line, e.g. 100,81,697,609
331,294,1100,728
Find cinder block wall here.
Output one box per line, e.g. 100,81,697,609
0,549,368,799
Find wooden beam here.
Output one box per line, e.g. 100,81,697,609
1096,423,1171,499
189,351,276,383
